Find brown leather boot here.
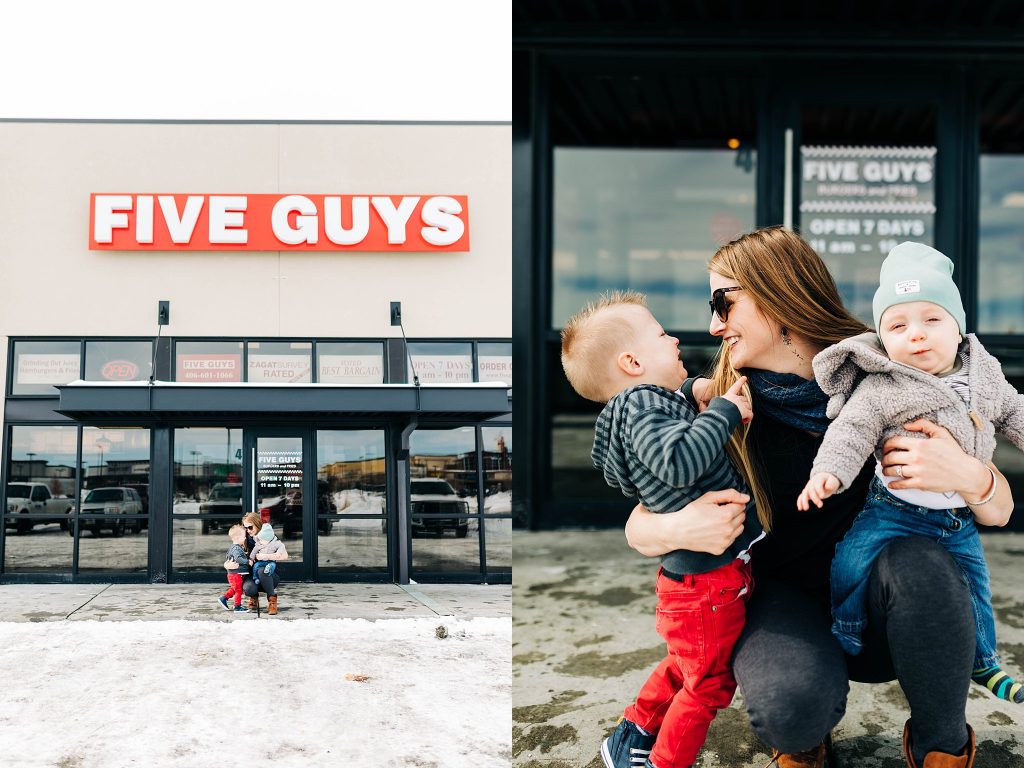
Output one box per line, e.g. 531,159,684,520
766,741,826,768
903,720,975,768
268,595,278,615
765,741,827,768
247,596,258,611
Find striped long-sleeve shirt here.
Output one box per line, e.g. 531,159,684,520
592,383,762,575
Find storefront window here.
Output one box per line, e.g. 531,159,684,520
11,340,81,395
409,427,480,575
477,343,512,385
552,147,756,331
171,428,243,572
76,428,150,572
3,426,77,572
316,342,385,384
978,156,1024,333
481,426,511,575
247,341,312,383
84,340,153,382
408,342,473,384
317,430,387,573
175,341,244,383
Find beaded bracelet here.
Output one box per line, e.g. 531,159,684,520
965,465,998,507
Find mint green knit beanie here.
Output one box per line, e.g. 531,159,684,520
872,242,966,333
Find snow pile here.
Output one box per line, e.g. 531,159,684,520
0,617,511,767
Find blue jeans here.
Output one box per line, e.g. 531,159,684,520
831,477,997,668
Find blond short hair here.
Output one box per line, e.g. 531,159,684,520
228,524,245,537
560,290,648,402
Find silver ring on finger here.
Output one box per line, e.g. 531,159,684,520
896,465,904,478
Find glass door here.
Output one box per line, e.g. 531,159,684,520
245,430,312,580
777,76,955,328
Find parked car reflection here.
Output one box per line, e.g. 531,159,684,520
199,482,243,534
73,487,145,536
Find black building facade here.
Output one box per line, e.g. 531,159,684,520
514,5,1024,529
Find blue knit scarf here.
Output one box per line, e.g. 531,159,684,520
745,369,830,434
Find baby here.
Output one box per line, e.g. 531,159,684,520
561,290,762,768
798,241,1024,703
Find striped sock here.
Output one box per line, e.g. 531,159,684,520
972,665,1024,703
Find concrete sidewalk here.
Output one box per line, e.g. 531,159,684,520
513,531,1024,768
2,582,511,622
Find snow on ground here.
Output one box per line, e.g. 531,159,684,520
0,617,511,768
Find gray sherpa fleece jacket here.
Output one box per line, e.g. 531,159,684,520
811,332,1024,492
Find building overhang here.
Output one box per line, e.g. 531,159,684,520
55,380,510,424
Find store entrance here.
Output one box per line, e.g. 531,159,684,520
243,429,313,581
776,76,954,327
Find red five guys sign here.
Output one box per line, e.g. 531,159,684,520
89,194,469,251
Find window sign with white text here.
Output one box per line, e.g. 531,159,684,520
477,342,512,385
317,343,385,384
408,343,473,384
800,145,936,323
247,342,312,383
12,341,82,395
175,341,245,383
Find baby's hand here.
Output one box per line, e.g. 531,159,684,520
720,376,752,425
797,473,841,511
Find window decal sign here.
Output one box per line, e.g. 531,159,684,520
176,354,243,383
89,194,470,251
800,146,936,257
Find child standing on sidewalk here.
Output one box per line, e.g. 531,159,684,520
561,291,763,768
218,524,250,613
797,242,1024,703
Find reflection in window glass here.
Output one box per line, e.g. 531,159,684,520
409,427,481,576
11,340,81,395
408,342,473,384
317,342,385,384
411,522,481,574
4,425,77,571
317,430,387,573
75,428,150,571
484,517,511,573
317,431,386,515
410,428,478,511
481,427,512,514
171,428,243,572
84,340,153,382
247,341,312,383
979,155,1024,334
175,341,244,383
477,343,512,385
553,148,756,331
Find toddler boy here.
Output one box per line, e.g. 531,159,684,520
218,524,250,613
561,290,763,768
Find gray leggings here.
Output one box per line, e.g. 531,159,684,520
242,565,280,598
732,536,974,759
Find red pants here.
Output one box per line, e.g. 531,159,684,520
624,559,752,768
223,572,244,606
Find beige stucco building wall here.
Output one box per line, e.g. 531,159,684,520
0,122,511,348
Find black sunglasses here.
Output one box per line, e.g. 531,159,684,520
245,525,255,531
709,286,743,322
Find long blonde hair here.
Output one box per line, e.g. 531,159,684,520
707,227,869,531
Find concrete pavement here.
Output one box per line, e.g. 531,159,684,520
513,530,1024,768
1,582,511,621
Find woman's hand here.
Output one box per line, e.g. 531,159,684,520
882,418,1013,525
624,489,749,558
224,559,238,570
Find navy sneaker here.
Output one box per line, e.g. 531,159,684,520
217,596,230,610
600,718,654,768
233,604,249,613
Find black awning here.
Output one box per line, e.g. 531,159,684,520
55,381,510,424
